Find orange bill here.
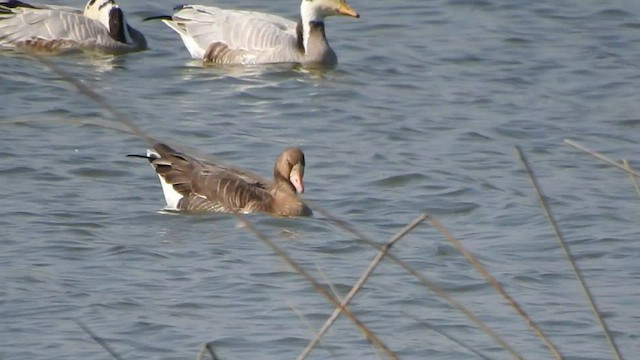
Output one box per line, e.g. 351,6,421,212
337,2,360,18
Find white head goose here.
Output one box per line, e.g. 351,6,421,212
0,0,146,53
147,0,359,66
128,143,313,217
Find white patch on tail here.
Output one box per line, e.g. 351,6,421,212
147,149,183,210
162,20,205,59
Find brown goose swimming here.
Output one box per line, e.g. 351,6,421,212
129,143,312,217
149,0,359,66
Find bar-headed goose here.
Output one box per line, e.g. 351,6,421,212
0,0,146,53
128,144,313,217
150,0,359,66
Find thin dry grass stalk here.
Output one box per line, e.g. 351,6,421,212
196,342,221,360
310,204,525,360
516,146,623,360
36,57,397,360
0,116,136,135
622,160,640,198
75,320,125,360
404,313,495,360
427,216,564,360
36,57,155,143
289,302,338,358
297,214,427,360
231,212,399,360
564,139,640,179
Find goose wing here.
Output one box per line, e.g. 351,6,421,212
150,144,273,213
163,5,300,63
0,6,114,48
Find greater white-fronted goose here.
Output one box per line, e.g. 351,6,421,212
149,0,359,66
0,0,146,53
128,143,313,217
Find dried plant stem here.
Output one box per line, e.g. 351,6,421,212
517,146,623,360
0,116,136,135
289,303,337,358
564,139,640,178
622,160,640,198
427,216,564,359
310,205,524,360
232,212,398,360
75,320,125,360
404,313,495,360
297,214,427,360
316,264,345,303
36,57,154,143
196,342,221,360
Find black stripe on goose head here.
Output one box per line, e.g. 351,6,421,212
108,7,127,43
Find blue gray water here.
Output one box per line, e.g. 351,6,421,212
1,0,639,359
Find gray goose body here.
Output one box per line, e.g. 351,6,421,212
131,144,312,217
154,0,358,66
0,0,146,53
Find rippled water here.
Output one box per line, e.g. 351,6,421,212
1,0,639,359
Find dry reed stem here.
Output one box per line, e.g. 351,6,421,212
622,160,640,199
231,212,399,360
289,303,338,358
75,320,125,360
427,216,564,360
297,214,427,360
36,57,397,360
0,116,136,135
564,139,640,179
516,146,623,360
309,204,525,360
316,264,345,303
196,342,221,360
36,57,154,144
403,312,495,360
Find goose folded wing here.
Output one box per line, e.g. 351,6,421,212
0,9,108,45
190,168,272,212
173,5,297,52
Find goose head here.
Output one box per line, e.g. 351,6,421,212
274,148,306,194
300,0,359,23
83,0,131,44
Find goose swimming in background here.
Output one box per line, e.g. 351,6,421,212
128,143,313,217
0,0,146,53
149,0,359,66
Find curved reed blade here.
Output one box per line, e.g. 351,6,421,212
297,214,427,360
622,160,640,199
564,139,640,178
427,216,564,359
75,320,125,360
309,203,525,360
517,146,623,360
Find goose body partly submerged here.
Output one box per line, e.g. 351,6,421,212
129,144,312,217
0,0,146,53
152,0,358,66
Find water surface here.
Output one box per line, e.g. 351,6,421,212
1,0,639,359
